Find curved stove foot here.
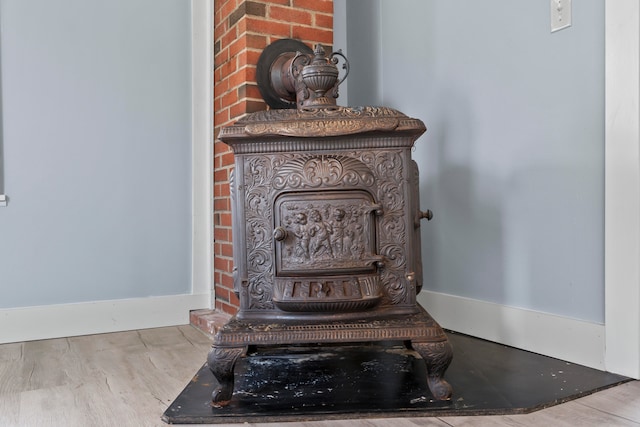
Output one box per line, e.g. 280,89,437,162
207,345,246,407
412,340,453,400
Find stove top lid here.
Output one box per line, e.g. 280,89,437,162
218,106,426,141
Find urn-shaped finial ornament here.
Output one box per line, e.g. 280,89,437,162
256,39,349,110
293,44,349,109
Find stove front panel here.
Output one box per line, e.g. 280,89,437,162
236,146,418,317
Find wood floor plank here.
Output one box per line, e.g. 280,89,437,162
19,337,85,392
0,361,24,396
0,342,23,362
574,381,640,423
176,324,215,347
355,417,451,426
442,398,640,426
66,329,149,358
245,419,451,427
0,387,20,426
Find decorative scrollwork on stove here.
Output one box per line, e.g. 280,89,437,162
356,150,409,305
245,235,274,310
273,155,375,190
382,269,409,305
240,106,408,122
243,156,278,310
232,106,412,138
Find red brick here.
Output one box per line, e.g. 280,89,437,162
246,99,266,113
237,49,262,68
246,33,268,49
216,286,230,302
214,18,228,41
214,108,230,127
245,66,257,83
221,151,235,167
213,96,223,114
219,0,238,21
214,75,229,94
238,83,261,100
220,242,233,257
229,100,245,119
214,183,223,198
219,212,232,227
221,272,234,288
227,68,248,90
218,301,239,315
269,5,312,25
214,197,230,211
213,255,230,271
214,226,229,242
219,268,233,279
214,70,228,91
292,25,332,45
221,89,238,109
220,57,238,79
315,12,333,29
229,291,240,306
228,36,247,59
221,26,238,49
293,0,332,13
214,46,230,68
229,2,265,28
214,141,231,156
214,168,228,182
244,16,291,37
264,0,291,5
220,181,231,196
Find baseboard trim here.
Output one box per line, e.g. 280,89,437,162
418,291,606,371
0,293,210,344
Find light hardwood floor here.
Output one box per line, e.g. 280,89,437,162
0,325,638,427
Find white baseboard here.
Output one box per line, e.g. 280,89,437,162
0,293,210,344
418,291,606,371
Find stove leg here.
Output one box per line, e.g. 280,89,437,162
412,340,453,400
207,345,246,407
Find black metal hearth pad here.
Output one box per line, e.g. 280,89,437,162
162,331,630,424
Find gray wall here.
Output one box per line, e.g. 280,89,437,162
0,0,192,308
341,0,604,323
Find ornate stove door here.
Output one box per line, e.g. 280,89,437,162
272,190,384,312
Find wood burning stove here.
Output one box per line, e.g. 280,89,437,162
208,39,453,408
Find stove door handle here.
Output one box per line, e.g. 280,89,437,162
273,226,288,242
364,203,384,217
366,255,385,270
419,209,434,221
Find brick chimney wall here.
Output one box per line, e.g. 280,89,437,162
213,0,334,315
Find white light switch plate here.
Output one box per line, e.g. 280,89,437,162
551,0,572,33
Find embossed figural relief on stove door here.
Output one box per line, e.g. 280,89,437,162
273,190,383,312
241,149,413,313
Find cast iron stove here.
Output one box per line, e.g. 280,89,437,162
208,39,453,408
